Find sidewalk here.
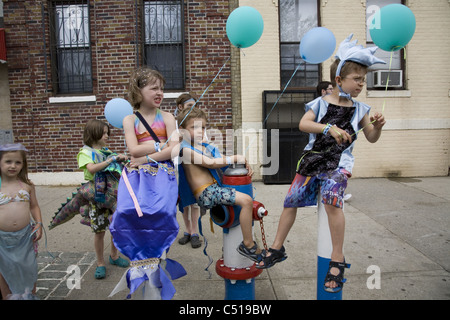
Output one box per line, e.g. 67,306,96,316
34,176,450,300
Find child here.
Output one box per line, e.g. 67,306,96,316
176,107,262,262
257,34,386,294
109,67,186,300
77,119,129,279
176,93,202,248
0,144,42,299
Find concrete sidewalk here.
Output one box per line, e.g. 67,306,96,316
34,177,450,300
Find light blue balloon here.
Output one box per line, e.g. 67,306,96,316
104,98,133,129
300,27,336,64
369,4,416,52
226,6,264,49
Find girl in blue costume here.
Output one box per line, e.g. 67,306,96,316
109,67,186,300
0,144,42,299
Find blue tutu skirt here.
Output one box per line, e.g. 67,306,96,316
0,224,38,299
109,161,186,299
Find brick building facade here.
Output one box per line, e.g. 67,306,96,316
2,0,450,183
2,0,237,175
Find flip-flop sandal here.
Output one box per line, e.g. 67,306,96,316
256,246,287,269
236,241,263,262
323,259,351,293
94,266,106,279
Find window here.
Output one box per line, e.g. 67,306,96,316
143,0,184,90
50,1,92,94
279,0,319,89
366,0,405,89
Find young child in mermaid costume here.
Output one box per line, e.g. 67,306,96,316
0,144,42,299
109,67,186,300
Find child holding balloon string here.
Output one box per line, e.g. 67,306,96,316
257,34,387,294
109,67,186,300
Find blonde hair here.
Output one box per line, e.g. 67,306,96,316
176,107,207,128
128,67,166,110
0,150,33,185
83,119,110,147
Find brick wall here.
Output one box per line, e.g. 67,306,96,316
4,0,233,173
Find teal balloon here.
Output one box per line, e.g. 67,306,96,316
299,27,336,64
369,4,416,52
104,98,133,129
226,6,264,49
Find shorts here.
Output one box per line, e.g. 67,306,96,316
197,183,236,210
283,168,350,209
89,202,112,233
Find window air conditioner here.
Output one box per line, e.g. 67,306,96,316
373,70,403,88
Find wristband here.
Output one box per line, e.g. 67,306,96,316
225,156,232,165
155,142,161,152
146,155,151,163
322,123,332,135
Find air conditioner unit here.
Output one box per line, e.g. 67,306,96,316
373,70,403,88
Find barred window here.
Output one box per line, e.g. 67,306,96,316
279,0,319,89
143,0,184,90
50,1,92,94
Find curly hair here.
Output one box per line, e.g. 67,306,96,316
128,67,166,110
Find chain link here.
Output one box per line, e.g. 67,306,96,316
259,217,268,251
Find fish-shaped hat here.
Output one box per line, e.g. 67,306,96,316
335,34,386,100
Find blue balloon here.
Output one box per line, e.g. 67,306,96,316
226,6,264,49
369,4,416,52
104,98,133,129
299,27,336,64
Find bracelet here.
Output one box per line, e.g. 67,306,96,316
225,156,232,165
155,142,161,152
322,123,332,135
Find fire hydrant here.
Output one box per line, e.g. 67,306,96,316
210,164,268,300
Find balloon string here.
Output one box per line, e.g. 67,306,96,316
241,63,302,156
158,56,231,153
352,49,394,136
263,63,302,124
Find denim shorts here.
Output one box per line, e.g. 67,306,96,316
197,183,236,209
283,168,350,209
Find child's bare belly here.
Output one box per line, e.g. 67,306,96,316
0,203,30,232
182,164,215,197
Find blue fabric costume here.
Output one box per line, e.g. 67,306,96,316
109,161,186,300
177,141,225,210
